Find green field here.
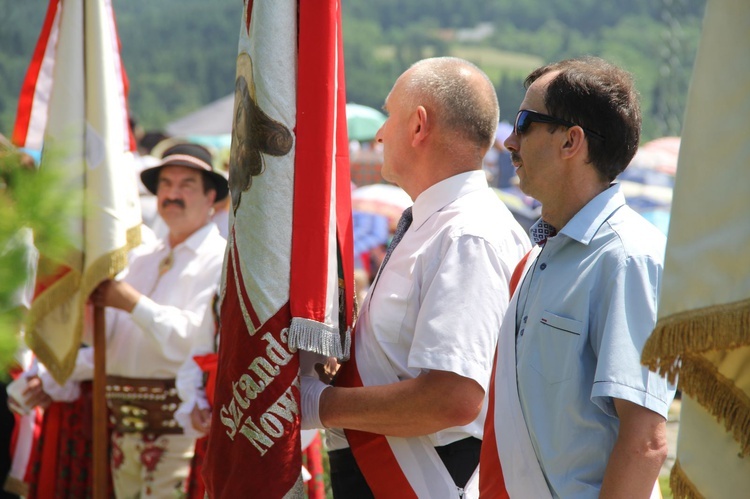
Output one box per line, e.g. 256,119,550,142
450,45,544,80
373,43,543,84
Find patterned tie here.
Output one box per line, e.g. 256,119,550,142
369,206,412,299
380,206,412,272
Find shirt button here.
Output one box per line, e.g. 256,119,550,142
523,316,528,323
540,263,547,270
519,328,525,336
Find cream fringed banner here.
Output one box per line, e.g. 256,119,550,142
13,0,142,384
641,0,750,496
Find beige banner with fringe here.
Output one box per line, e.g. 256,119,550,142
641,0,750,495
16,0,142,384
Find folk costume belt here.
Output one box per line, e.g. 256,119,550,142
106,375,183,435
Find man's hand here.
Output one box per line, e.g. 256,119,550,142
300,375,331,430
190,404,212,435
8,375,52,414
314,357,340,385
90,279,141,312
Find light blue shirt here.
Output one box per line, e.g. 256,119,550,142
515,183,675,498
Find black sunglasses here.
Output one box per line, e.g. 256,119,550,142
513,110,605,141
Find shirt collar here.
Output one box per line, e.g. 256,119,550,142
559,183,626,244
166,221,220,254
411,170,489,230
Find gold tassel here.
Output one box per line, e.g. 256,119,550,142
676,354,750,456
2,475,29,497
670,460,704,499
642,298,750,381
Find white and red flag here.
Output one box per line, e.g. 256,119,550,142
12,0,141,384
203,0,353,497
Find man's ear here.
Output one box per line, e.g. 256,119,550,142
560,125,587,160
411,105,429,147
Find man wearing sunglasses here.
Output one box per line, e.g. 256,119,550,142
481,57,675,498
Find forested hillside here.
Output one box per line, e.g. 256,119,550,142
0,0,705,142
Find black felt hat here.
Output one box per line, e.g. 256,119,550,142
140,143,228,201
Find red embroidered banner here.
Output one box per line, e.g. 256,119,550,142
203,1,353,496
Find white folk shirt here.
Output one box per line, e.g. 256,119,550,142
106,222,225,378
328,170,530,450
48,222,227,388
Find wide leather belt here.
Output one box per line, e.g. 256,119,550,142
106,375,183,435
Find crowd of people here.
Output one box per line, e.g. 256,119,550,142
3,54,674,498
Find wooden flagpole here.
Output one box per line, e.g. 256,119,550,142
93,305,108,499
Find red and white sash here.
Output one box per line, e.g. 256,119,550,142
336,281,479,498
336,324,475,497
479,246,552,498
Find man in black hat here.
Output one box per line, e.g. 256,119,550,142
92,142,228,497
21,143,228,498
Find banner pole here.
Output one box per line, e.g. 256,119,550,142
93,305,108,499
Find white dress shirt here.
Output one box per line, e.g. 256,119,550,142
328,170,530,450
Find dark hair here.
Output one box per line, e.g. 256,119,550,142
526,57,641,181
201,170,217,195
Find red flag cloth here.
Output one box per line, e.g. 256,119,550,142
192,353,218,406
185,437,208,499
303,432,326,499
12,0,141,384
203,0,353,497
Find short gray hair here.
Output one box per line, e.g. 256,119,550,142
402,57,499,149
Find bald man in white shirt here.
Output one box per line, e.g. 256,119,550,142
301,57,530,498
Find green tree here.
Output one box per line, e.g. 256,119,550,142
0,0,707,143
0,147,75,371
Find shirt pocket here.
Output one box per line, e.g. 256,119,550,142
530,310,583,385
371,271,412,344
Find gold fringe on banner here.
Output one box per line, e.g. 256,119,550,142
25,270,81,339
2,475,29,497
670,460,703,499
24,311,82,385
80,224,141,302
642,298,750,381
25,267,83,384
26,223,142,384
676,354,750,456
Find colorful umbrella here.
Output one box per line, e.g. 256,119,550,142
628,136,681,177
346,103,387,142
352,183,412,232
